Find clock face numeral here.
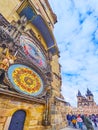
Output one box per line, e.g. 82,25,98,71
8,64,44,96
20,35,47,69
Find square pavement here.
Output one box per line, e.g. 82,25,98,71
60,126,80,130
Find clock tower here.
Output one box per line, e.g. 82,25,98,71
0,0,66,130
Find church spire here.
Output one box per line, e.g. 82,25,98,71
86,88,93,96
77,90,82,97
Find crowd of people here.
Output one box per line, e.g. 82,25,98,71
66,113,98,130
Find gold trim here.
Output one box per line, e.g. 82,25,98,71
16,0,36,16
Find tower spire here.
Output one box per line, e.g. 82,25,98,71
77,90,82,97
86,88,93,96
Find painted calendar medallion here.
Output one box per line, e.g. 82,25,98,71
7,64,44,96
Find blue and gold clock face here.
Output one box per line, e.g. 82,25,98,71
20,35,47,69
8,64,44,96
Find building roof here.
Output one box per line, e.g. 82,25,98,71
44,0,57,23
77,90,82,97
86,88,93,96
55,96,71,106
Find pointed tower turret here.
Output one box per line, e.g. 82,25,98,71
86,88,93,96
77,90,82,97
77,90,82,107
86,88,94,106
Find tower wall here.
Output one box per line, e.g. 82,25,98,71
0,0,66,130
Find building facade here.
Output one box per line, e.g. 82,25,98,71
0,0,66,130
77,89,95,107
72,89,98,115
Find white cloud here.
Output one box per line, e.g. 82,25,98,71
49,0,98,106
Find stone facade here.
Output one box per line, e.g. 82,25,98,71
0,0,67,130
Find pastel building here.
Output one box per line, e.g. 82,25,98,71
0,0,66,130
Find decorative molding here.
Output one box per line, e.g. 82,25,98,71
0,87,45,104
0,13,9,27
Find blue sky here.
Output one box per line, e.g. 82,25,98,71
49,0,98,106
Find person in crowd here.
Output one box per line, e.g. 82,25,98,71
83,114,94,130
66,113,72,126
77,115,83,130
72,116,77,128
81,115,85,122
92,115,97,127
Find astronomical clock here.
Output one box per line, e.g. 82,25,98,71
20,34,47,70
0,15,49,97
6,33,48,97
